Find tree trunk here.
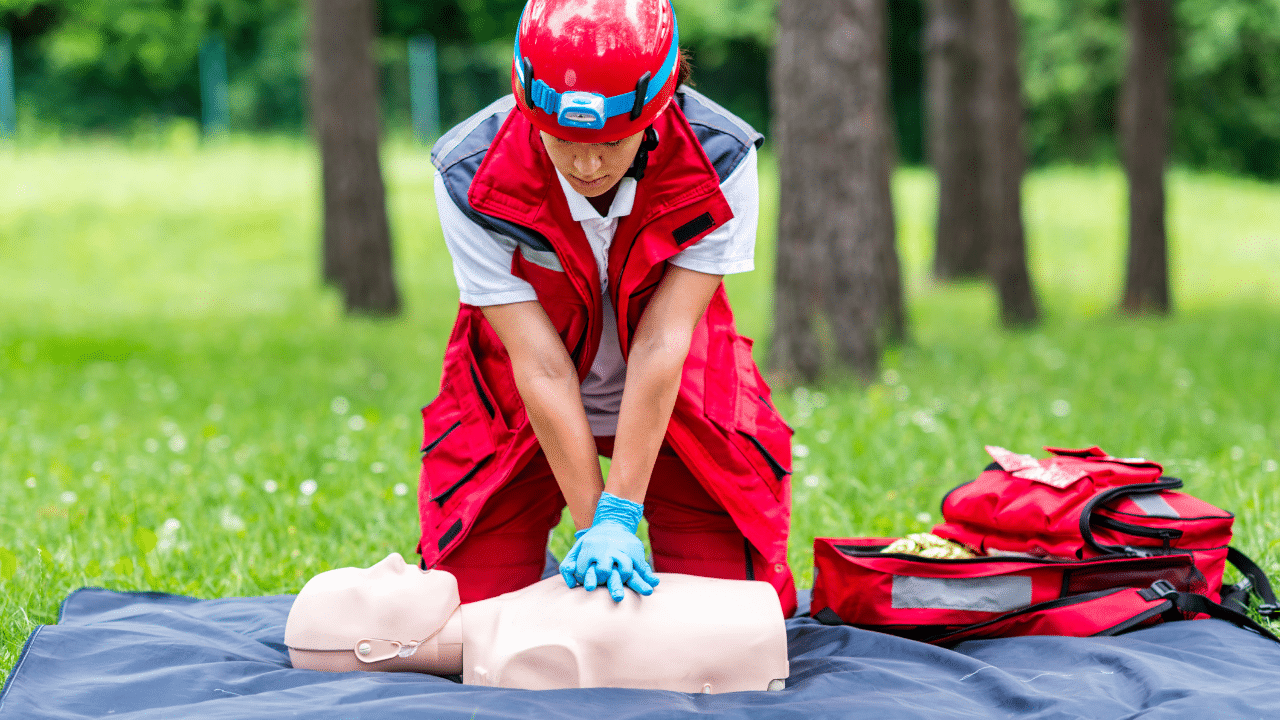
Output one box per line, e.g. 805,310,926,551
307,0,401,315
975,0,1039,327
926,0,985,281
771,0,906,384
1120,0,1171,315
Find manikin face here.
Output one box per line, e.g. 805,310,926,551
540,130,645,197
284,552,462,673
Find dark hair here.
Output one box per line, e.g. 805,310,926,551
677,48,694,88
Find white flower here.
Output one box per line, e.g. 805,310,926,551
803,475,820,488
219,508,246,532
882,369,900,386
912,411,939,434
916,512,932,524
1230,446,1245,461
370,462,387,474
793,444,810,459
300,479,318,496
158,518,181,550
263,479,278,493
331,396,350,415
168,434,187,453
60,491,77,504
393,482,409,497
25,477,36,488
347,415,367,431
1265,460,1278,473
1051,400,1071,417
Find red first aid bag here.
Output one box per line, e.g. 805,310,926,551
931,446,1235,598
810,538,1276,645
810,446,1280,646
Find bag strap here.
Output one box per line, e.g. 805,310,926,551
1220,547,1280,618
1078,477,1185,556
1139,580,1280,643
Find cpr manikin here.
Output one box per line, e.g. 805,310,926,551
285,553,789,693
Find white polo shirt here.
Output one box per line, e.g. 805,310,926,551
436,146,759,436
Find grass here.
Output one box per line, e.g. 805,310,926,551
2,136,1279,685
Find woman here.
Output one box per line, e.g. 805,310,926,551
418,0,796,616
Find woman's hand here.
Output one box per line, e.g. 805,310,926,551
559,492,660,601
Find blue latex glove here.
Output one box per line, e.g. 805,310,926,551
559,492,660,602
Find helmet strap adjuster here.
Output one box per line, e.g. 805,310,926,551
629,72,653,121
521,58,536,111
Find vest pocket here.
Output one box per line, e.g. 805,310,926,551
705,334,793,496
420,374,498,510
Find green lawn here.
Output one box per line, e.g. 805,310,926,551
2,137,1279,682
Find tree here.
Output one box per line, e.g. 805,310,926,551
1120,0,1172,315
771,0,906,383
975,0,1039,327
307,0,401,314
925,0,985,280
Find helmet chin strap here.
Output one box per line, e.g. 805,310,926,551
624,126,660,181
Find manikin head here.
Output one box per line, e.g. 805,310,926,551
284,552,463,674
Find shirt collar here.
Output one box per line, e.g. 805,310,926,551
553,169,637,222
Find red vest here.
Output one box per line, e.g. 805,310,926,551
418,101,794,603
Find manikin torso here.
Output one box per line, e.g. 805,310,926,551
285,553,789,693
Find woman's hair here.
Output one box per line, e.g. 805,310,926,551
677,48,694,88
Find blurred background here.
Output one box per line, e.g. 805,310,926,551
2,0,1278,177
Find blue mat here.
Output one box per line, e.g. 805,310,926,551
4,586,1280,719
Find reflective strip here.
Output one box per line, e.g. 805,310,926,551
432,95,516,169
1130,493,1180,518
519,245,563,272
891,575,1033,612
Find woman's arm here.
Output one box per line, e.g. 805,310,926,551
480,301,603,531
605,265,725,503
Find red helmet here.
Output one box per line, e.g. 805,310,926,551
511,0,680,144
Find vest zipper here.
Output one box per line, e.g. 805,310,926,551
431,456,492,505
738,430,788,480
469,365,495,418
421,420,462,455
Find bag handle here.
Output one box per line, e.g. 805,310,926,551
1078,477,1184,556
